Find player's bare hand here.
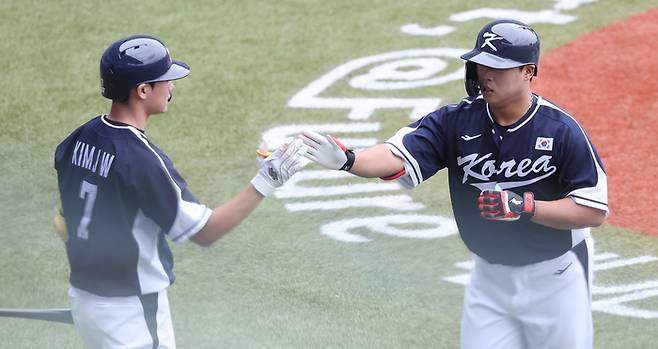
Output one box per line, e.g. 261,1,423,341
251,139,307,197
478,186,536,221
298,131,354,171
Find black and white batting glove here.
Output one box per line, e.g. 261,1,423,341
478,186,536,221
299,131,355,171
251,139,307,197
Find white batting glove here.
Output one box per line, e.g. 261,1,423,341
298,131,355,171
251,139,307,197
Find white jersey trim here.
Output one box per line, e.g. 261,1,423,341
130,129,212,243
508,97,541,132
132,210,170,294
103,115,212,242
485,95,541,133
101,114,142,133
170,201,212,243
538,98,609,213
461,95,484,105
570,227,591,249
385,125,425,188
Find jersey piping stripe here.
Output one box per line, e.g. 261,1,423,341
507,97,540,132
461,95,483,105
485,104,495,124
539,98,609,210
385,141,422,185
101,115,210,241
129,132,209,242
169,203,211,243
570,194,608,207
484,95,541,133
100,114,173,292
386,121,426,186
107,121,180,291
100,114,144,134
538,98,608,178
538,99,601,166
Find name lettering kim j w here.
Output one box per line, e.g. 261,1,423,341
71,141,115,178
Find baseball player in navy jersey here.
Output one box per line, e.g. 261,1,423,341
300,20,608,349
54,35,307,349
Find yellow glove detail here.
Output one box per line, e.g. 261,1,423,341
54,208,68,241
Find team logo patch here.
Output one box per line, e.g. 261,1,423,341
535,137,554,151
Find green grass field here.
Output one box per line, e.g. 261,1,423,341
2,0,658,348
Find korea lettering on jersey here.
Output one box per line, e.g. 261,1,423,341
55,115,212,297
385,95,608,265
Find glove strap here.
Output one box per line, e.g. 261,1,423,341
340,149,355,171
522,192,536,218
250,174,275,197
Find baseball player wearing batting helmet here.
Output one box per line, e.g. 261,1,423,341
54,35,307,349
300,19,607,349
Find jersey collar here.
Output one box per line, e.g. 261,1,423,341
101,115,146,135
486,94,540,133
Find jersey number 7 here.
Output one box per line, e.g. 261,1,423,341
77,180,98,240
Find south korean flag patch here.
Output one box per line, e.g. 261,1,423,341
535,137,554,151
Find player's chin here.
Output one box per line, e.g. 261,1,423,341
482,93,504,107
160,96,172,113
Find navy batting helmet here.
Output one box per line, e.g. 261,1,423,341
100,35,190,102
461,20,540,96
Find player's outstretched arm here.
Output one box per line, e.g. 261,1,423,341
191,139,307,247
299,131,404,178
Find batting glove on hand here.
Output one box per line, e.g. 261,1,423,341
251,139,307,197
478,186,536,221
299,131,355,171
54,207,68,242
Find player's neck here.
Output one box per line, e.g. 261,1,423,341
489,92,533,127
108,102,149,130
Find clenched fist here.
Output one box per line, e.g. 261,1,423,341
478,186,536,221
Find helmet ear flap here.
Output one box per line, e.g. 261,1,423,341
464,61,480,97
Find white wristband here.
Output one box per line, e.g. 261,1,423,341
250,173,275,197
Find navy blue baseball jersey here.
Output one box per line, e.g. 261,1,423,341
55,115,211,296
386,94,608,265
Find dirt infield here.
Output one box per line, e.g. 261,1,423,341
533,8,658,236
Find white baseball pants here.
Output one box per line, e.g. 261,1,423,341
461,238,593,349
69,287,175,349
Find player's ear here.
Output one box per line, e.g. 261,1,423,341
135,83,152,100
522,65,535,81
